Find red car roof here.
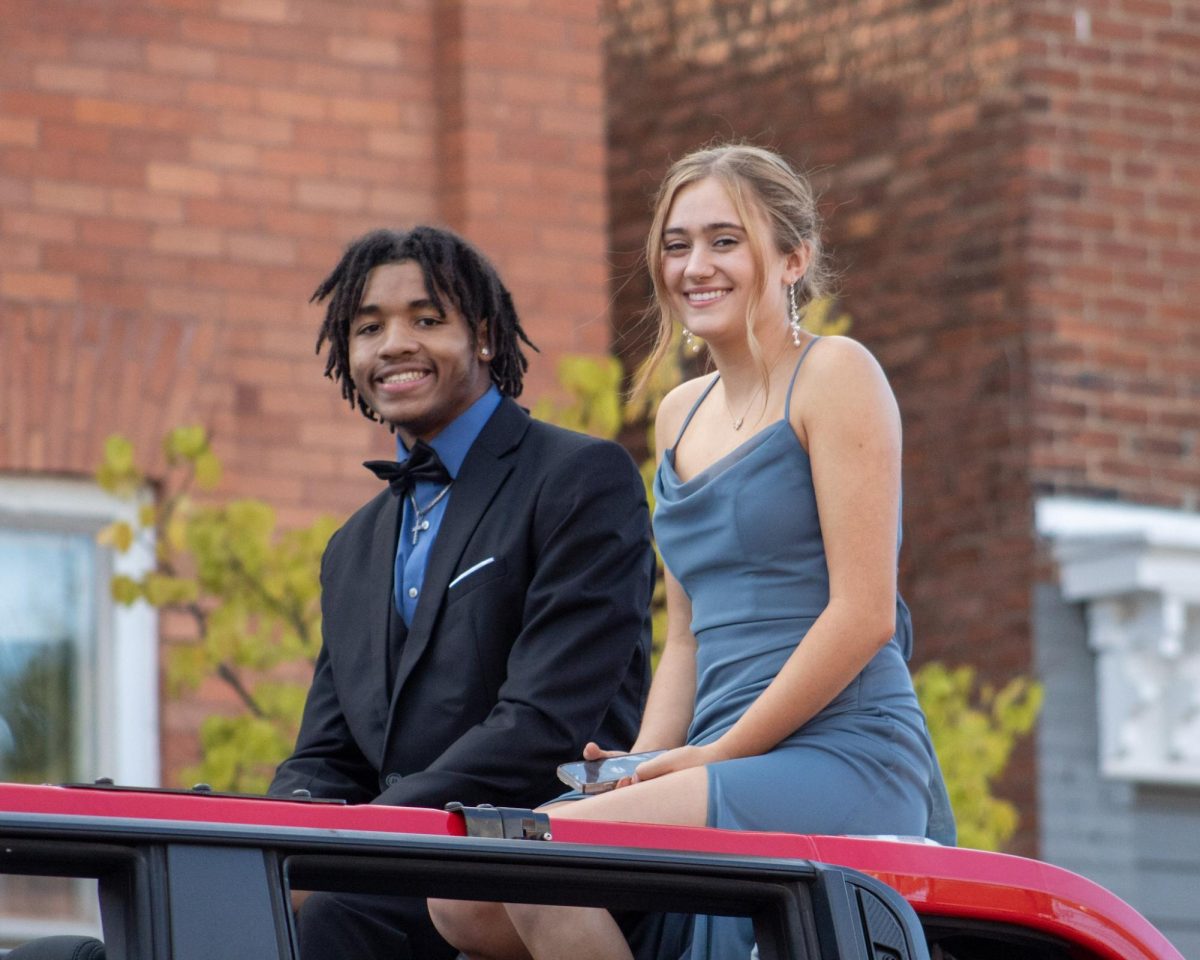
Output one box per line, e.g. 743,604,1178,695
0,783,1183,960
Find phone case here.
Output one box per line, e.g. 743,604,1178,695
556,750,666,794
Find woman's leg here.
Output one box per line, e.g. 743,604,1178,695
427,898,532,960
430,766,709,959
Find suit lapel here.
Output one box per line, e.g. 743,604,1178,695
360,490,402,735
390,399,529,703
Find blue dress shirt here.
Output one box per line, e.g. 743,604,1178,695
394,385,501,624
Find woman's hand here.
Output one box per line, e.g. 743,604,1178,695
578,741,641,790
629,743,721,783
581,741,625,761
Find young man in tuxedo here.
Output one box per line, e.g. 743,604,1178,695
269,227,654,959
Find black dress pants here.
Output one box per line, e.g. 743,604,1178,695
295,891,456,960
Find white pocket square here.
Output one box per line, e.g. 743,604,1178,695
449,556,496,589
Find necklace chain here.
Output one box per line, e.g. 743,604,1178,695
720,345,793,431
722,382,766,431
408,482,453,545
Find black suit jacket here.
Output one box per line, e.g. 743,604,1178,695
270,398,654,810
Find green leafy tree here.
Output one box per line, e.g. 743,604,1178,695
96,428,338,793
914,664,1043,850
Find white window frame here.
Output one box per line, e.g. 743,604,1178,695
0,475,159,787
1037,495,1200,786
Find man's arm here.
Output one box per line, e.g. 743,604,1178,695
269,644,379,803
269,544,380,804
374,439,654,809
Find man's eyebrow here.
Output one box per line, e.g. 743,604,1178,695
355,297,444,315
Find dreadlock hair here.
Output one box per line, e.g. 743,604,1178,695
313,226,537,422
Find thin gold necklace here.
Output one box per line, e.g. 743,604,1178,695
720,346,791,430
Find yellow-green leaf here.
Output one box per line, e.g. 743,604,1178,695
193,450,222,490
103,435,135,472
111,575,141,605
165,425,208,462
98,520,134,552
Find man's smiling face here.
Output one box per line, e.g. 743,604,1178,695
348,260,492,445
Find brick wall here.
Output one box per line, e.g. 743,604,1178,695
1023,0,1200,507
605,0,1040,852
1,0,609,783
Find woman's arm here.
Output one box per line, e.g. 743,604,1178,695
627,569,697,752
585,382,704,765
637,337,903,779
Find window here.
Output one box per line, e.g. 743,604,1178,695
0,476,158,942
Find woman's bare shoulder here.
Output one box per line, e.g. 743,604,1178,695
654,373,718,453
801,335,892,396
791,335,898,438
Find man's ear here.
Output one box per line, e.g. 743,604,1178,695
477,319,493,361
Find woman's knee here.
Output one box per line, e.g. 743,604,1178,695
427,897,503,952
430,898,533,960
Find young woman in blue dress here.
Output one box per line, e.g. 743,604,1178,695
428,143,953,960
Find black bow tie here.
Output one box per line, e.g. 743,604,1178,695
364,441,452,496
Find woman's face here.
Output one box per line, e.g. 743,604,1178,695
661,176,804,346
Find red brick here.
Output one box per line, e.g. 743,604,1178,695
79,217,151,249
1,270,79,302
42,242,115,278
291,63,368,96
71,156,143,188
178,15,253,49
219,52,296,86
327,35,400,67
258,147,330,177
328,96,403,126
39,121,111,154
195,259,267,292
293,120,368,151
218,111,293,145
0,116,40,147
217,0,289,23
227,232,296,266
33,63,111,96
151,224,225,257
223,172,292,204
185,197,261,229
146,162,222,197
257,89,329,120
185,80,257,111
32,179,107,214
110,189,186,223
4,209,76,242
365,129,429,160
146,42,219,77
189,138,261,170
2,90,75,120
71,36,144,67
75,97,148,128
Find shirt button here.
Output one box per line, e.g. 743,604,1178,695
385,773,402,787
408,587,418,598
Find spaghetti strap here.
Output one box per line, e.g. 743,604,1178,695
783,336,822,412
671,374,721,448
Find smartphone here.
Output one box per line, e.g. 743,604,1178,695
556,750,667,794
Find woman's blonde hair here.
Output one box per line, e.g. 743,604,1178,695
632,143,830,399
